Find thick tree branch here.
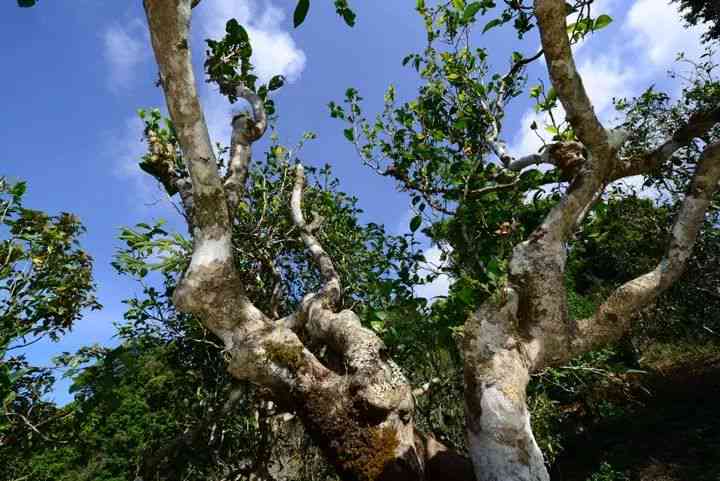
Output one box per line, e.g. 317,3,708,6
144,0,228,235
143,0,263,341
571,140,720,359
534,0,611,159
463,289,548,481
140,4,470,479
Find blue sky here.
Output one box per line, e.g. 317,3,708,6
0,0,710,403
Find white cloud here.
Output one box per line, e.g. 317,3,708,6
577,54,635,119
509,108,549,159
103,19,150,91
626,0,708,66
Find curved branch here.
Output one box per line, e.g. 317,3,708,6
291,163,341,306
224,85,268,214
571,140,720,359
504,150,548,171
484,49,544,168
613,106,720,180
237,85,268,141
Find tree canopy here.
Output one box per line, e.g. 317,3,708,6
2,1,720,481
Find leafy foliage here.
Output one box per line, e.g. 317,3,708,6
673,0,720,42
6,1,720,479
204,19,285,114
0,177,99,469
0,179,99,345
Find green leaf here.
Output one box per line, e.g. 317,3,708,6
17,0,37,7
335,0,356,26
409,215,422,232
369,318,386,333
463,2,483,21
293,0,310,28
452,0,466,10
343,128,355,142
268,75,285,91
10,182,27,198
482,18,502,33
593,14,613,31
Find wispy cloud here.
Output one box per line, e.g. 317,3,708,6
626,0,708,66
102,19,150,91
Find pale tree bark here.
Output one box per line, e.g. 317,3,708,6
139,1,718,480
141,1,474,480
463,1,720,481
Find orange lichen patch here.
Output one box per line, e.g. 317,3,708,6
264,340,304,371
304,386,400,481
339,425,399,481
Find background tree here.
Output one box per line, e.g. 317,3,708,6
674,0,720,41
0,177,100,474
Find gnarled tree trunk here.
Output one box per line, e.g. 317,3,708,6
141,1,476,480
462,1,720,480
139,1,718,480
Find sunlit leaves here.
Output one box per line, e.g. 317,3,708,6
204,19,286,111
482,18,503,33
567,13,613,42
0,177,99,448
0,178,100,344
594,14,613,30
204,19,255,100
462,2,484,22
113,221,190,279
